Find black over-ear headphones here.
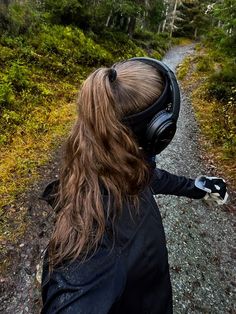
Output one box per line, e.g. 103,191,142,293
122,57,180,155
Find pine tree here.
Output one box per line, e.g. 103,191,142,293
173,0,212,38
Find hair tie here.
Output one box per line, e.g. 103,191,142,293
108,68,117,83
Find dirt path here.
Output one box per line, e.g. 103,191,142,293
158,45,236,313
1,45,235,314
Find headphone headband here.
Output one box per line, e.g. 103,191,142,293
125,57,180,124
122,57,181,155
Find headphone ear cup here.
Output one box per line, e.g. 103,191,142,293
145,111,177,154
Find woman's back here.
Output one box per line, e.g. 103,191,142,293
42,185,172,314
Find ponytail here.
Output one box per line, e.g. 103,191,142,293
48,61,163,268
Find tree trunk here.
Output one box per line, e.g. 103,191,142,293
170,0,178,38
128,16,136,37
3,0,11,5
162,1,169,33
123,16,129,33
105,13,112,27
162,18,167,32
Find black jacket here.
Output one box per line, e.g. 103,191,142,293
41,168,205,314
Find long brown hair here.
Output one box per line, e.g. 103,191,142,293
48,60,164,267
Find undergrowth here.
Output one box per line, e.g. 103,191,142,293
177,45,236,187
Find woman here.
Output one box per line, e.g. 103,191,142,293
41,58,227,313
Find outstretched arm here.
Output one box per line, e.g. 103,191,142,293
149,168,206,199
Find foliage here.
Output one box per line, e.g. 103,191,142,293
195,55,213,72
42,0,164,35
204,0,236,55
33,24,113,67
133,30,170,57
197,51,235,159
0,90,77,242
206,60,236,102
176,56,192,80
91,30,145,60
178,48,236,166
7,61,30,91
201,0,236,110
181,0,236,163
0,82,14,109
43,0,84,25
173,0,212,38
0,0,41,35
146,0,165,32
211,0,236,34
0,4,171,151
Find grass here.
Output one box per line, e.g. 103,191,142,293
171,37,193,46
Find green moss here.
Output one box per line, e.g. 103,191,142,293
176,56,192,80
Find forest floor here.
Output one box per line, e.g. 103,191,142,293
0,44,235,313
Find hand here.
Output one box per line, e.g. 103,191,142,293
195,176,228,205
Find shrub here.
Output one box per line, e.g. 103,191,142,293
2,109,21,126
133,30,170,58
176,56,192,80
211,94,236,158
1,35,25,49
32,25,112,68
8,61,30,91
204,28,236,58
199,58,236,158
0,82,15,107
206,61,236,102
133,29,156,41
96,30,146,60
43,0,83,25
196,55,213,72
1,1,41,35
0,45,15,63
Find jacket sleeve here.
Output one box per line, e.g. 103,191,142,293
41,247,126,314
149,168,206,199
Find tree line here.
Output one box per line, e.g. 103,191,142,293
0,0,234,41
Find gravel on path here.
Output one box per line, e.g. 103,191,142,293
158,45,236,314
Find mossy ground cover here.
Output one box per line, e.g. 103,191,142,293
177,45,236,188
0,76,78,243
0,25,169,246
